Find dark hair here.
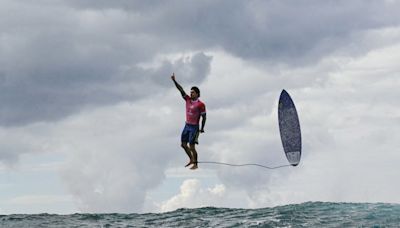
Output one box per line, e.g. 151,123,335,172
191,86,200,97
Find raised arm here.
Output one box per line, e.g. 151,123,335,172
171,73,187,98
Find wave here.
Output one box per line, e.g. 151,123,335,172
1,202,400,227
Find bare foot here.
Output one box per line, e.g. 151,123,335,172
185,161,193,167
190,164,198,170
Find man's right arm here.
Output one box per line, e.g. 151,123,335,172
171,73,187,99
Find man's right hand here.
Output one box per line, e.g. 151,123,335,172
171,73,175,81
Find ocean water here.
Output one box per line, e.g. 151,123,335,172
1,202,400,227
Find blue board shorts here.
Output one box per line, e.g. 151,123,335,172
181,123,200,145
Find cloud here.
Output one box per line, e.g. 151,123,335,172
2,0,400,213
3,40,400,212
1,0,212,126
3,90,183,212
54,99,183,213
2,0,399,127
160,179,245,212
0,49,211,126
0,124,54,166
65,0,400,63
208,40,400,207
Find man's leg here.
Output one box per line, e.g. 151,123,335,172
181,142,193,167
189,143,198,170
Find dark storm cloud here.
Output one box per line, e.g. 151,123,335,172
65,0,400,62
1,0,399,126
0,0,211,126
0,51,210,126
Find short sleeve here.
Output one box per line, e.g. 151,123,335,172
200,102,206,115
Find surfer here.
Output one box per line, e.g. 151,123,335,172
171,73,206,170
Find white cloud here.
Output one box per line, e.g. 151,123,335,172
2,92,181,213
55,99,181,213
160,179,246,212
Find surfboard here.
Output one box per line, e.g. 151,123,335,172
278,90,301,166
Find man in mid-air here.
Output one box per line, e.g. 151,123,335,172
171,73,206,170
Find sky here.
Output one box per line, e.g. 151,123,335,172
1,0,400,214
